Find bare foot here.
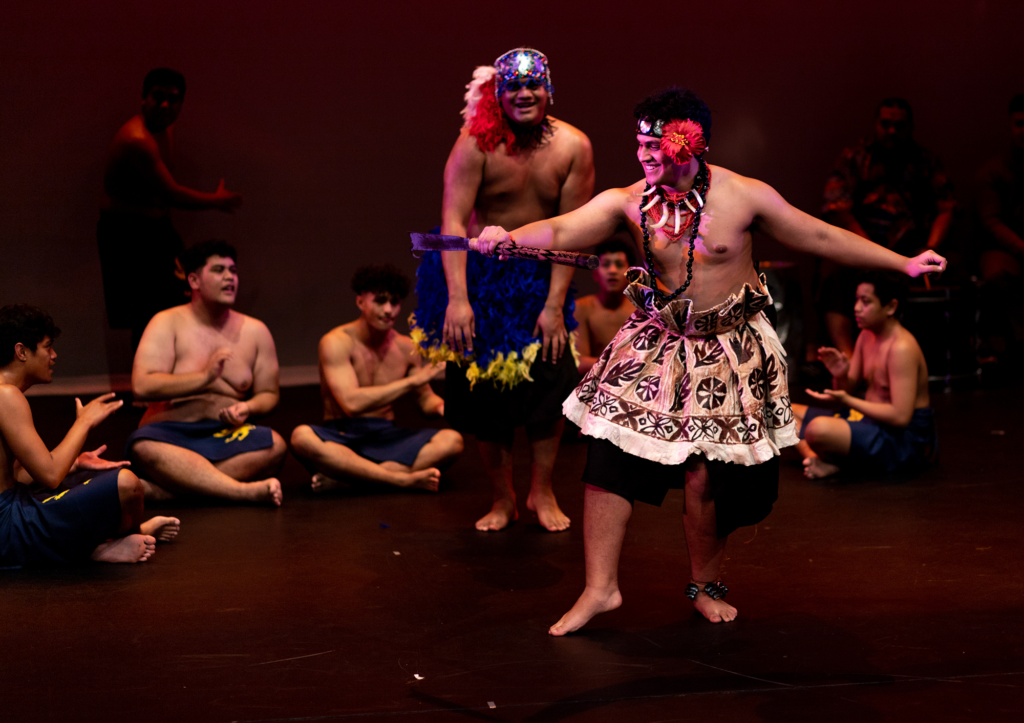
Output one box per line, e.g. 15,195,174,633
91,534,156,563
139,478,175,501
311,472,342,493
526,490,570,532
398,468,441,492
475,497,518,531
692,592,738,623
140,516,180,543
803,456,840,479
549,586,623,636
246,478,283,506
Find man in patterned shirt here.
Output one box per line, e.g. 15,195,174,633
819,98,955,355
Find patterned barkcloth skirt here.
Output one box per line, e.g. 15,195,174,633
564,272,799,467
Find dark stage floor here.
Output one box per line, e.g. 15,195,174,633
3,383,1023,722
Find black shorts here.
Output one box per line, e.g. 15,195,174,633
444,350,580,442
582,436,779,539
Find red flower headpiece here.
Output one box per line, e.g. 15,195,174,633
660,119,707,165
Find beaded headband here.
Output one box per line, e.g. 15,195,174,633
637,117,707,165
494,48,554,102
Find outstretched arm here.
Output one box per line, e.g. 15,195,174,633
0,388,123,489
747,179,946,277
477,188,627,255
126,137,242,211
321,333,438,417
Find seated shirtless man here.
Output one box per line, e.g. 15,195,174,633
127,240,286,505
794,272,936,479
573,238,636,375
0,304,178,567
291,265,463,493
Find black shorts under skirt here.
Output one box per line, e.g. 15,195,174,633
444,350,580,442
582,436,779,540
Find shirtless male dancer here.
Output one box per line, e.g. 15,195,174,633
127,240,286,506
291,265,463,493
474,87,946,634
413,48,594,532
574,239,636,375
0,305,178,567
99,68,242,349
795,272,936,479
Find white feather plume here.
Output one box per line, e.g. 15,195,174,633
461,66,498,128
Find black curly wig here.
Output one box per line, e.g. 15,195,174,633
634,87,712,144
351,264,411,300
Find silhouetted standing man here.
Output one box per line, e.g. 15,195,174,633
98,68,242,349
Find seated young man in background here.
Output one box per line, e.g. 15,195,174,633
291,265,463,493
0,305,178,567
127,240,286,506
572,238,636,376
793,273,936,479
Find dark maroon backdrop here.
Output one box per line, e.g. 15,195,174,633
1,0,1021,376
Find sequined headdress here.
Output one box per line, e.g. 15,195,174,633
493,48,554,102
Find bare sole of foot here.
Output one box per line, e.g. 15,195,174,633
139,478,175,501
549,587,623,636
400,468,440,492
311,472,343,494
475,499,518,532
140,516,180,543
803,456,840,479
693,594,738,623
91,534,156,563
249,478,283,506
526,492,570,532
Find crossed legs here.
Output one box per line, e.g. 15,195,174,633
792,403,852,479
131,432,286,506
549,459,735,636
89,468,180,563
290,425,463,493
475,418,570,532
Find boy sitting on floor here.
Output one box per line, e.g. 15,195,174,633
793,272,937,479
290,265,463,493
0,305,178,567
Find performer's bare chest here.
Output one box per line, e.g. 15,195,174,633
175,326,255,396
350,343,408,388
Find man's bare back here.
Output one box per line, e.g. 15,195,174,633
319,323,421,422
137,305,277,425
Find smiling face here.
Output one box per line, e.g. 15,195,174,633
637,133,696,188
141,84,183,132
189,256,238,306
500,81,550,127
594,251,629,294
356,291,401,332
854,282,897,330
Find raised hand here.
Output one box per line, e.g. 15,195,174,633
72,445,131,473
218,402,251,427
905,249,946,278
205,348,233,384
534,305,567,363
214,178,243,212
817,346,850,378
74,393,124,430
410,362,442,387
443,299,475,355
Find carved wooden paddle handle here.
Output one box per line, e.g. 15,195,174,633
468,238,598,269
